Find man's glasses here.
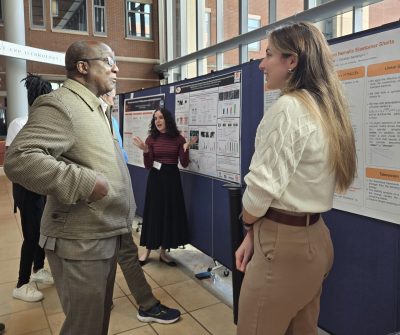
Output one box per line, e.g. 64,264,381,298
76,56,117,67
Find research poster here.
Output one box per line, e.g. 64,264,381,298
262,27,400,224
123,95,164,167
331,27,400,224
175,71,242,183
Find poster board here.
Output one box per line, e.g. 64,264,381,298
123,94,164,167
263,26,400,225
174,71,242,183
330,27,400,225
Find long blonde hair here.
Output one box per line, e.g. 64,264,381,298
269,22,356,192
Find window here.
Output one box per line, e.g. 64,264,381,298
277,0,304,21
363,0,400,30
93,0,106,34
52,0,87,32
30,0,45,28
126,1,152,39
204,10,211,48
248,16,261,52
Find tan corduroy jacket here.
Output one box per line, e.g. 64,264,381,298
4,79,135,239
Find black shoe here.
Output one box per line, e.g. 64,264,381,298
159,256,177,267
139,260,147,267
137,303,181,324
0,322,4,334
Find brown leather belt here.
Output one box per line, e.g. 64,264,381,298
265,208,320,227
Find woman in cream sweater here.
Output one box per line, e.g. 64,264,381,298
236,22,356,335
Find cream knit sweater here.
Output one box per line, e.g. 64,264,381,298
242,94,336,217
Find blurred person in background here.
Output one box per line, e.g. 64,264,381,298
5,73,54,303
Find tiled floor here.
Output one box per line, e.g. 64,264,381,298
0,168,330,335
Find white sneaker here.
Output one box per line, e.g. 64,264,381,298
31,268,54,285
13,283,44,302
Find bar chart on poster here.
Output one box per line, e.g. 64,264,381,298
174,71,242,184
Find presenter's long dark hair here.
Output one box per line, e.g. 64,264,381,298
149,108,180,138
21,73,53,106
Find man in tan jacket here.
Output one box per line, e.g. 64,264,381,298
5,41,133,335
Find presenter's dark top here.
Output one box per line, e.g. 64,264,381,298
143,133,189,169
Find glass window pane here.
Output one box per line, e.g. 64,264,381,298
31,0,44,27
204,11,211,47
248,0,268,61
315,0,332,5
362,0,400,30
186,1,197,53
277,0,304,21
248,17,261,52
127,12,134,34
126,1,152,39
206,54,217,74
314,10,352,40
171,66,182,83
186,60,198,79
52,0,87,32
168,2,181,58
94,0,106,34
223,48,239,69
94,7,105,33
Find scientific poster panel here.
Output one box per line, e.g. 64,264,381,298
123,95,164,167
262,26,400,224
330,27,400,224
175,71,242,183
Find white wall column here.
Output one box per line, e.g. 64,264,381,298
158,0,167,65
4,0,29,124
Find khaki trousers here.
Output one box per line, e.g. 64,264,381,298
46,240,119,335
117,233,159,310
237,217,334,335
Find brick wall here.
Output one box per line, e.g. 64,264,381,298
367,0,400,29
0,0,160,95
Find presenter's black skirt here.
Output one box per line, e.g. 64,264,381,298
140,164,189,250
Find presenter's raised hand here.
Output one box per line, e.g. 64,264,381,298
183,135,198,152
132,136,149,153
